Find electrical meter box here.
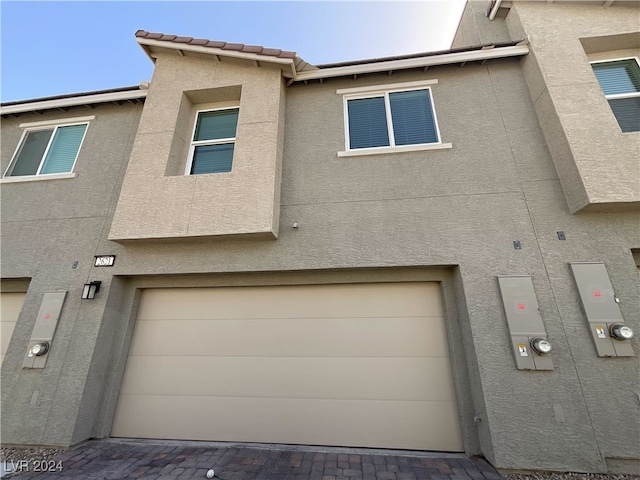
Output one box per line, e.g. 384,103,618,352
569,262,634,357
22,291,67,369
498,275,553,370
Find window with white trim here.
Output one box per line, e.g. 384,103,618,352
4,120,89,177
591,58,640,133
186,107,239,175
340,81,448,155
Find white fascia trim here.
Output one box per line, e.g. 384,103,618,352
20,115,95,128
295,44,529,82
0,172,77,184
488,0,503,20
336,79,438,95
0,90,147,115
137,38,297,78
338,143,453,158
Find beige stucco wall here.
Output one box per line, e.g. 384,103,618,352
2,10,640,472
505,2,640,212
452,1,513,49
108,52,285,241
0,103,143,447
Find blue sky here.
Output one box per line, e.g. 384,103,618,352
1,1,467,102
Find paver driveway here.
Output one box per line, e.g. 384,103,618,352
5,439,504,480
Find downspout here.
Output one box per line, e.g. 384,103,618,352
488,0,503,20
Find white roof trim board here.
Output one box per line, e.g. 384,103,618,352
1,90,148,116
137,37,299,80
139,36,529,82
1,42,529,114
298,44,529,82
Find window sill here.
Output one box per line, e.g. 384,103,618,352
337,142,452,158
0,172,77,184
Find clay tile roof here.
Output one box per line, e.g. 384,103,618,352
241,45,263,54
223,43,244,51
135,30,297,60
260,48,282,57
143,32,163,40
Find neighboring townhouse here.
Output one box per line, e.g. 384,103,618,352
1,0,638,474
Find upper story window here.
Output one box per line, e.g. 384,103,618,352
186,107,239,175
4,117,90,178
337,80,451,157
591,58,640,133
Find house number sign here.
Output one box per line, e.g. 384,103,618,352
94,255,116,267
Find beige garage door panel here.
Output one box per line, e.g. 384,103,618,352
137,283,443,320
129,316,450,357
112,396,462,452
1,292,26,363
113,282,463,451
119,356,457,402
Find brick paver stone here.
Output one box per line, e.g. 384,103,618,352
4,440,504,480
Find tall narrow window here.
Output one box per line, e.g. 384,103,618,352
187,108,239,175
347,97,389,149
389,89,438,146
4,123,88,177
592,58,640,133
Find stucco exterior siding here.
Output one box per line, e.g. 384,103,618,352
452,0,513,49
0,103,143,446
506,2,640,212
1,4,639,473
454,1,640,213
108,53,285,241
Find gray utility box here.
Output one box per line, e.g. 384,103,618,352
498,275,553,371
22,291,67,368
569,262,634,357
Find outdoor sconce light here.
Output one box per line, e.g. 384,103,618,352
81,281,102,300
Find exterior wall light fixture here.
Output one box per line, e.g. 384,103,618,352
81,281,102,300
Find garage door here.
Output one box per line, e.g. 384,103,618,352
1,292,26,364
111,282,463,451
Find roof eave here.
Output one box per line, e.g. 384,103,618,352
1,43,530,115
137,37,298,79
292,43,529,83
0,89,148,116
138,41,157,64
